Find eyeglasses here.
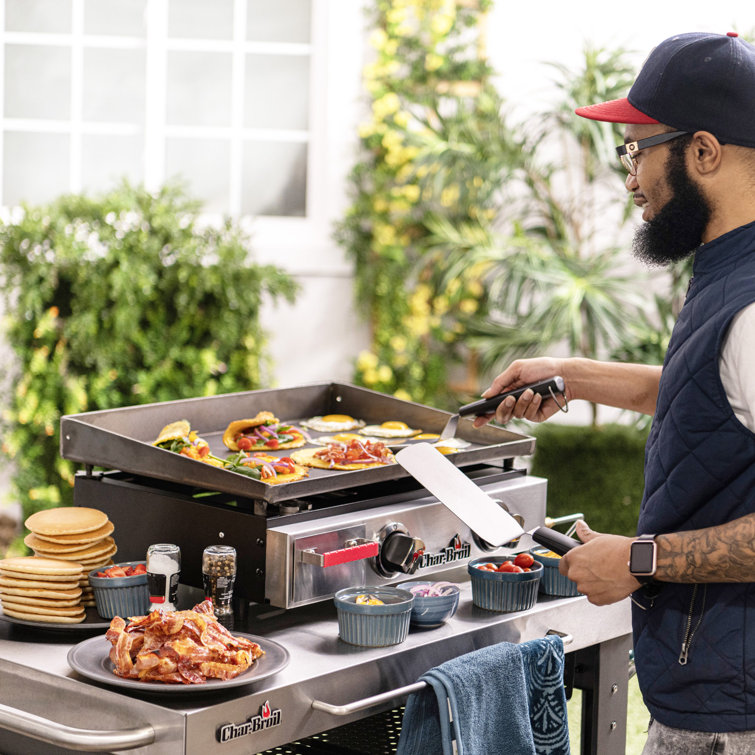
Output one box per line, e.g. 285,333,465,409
616,130,688,175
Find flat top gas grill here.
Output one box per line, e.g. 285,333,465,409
0,579,632,755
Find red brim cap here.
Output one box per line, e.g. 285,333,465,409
574,97,659,124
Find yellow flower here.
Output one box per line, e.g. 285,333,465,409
425,53,444,72
369,29,389,50
363,368,379,385
357,350,380,371
402,184,420,202
440,185,460,207
467,280,484,297
394,389,412,402
430,12,454,38
373,92,401,121
390,334,408,351
433,295,450,315
394,110,410,128
374,223,398,246
378,365,393,382
358,122,376,139
459,298,478,314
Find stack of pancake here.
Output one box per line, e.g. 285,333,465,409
0,507,116,624
23,507,116,610
0,556,86,623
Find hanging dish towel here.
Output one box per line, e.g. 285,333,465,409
397,634,569,755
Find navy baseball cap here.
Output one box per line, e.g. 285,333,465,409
576,32,755,148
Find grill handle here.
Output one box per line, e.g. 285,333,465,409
298,538,379,567
311,630,573,716
0,702,155,752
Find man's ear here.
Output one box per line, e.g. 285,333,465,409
689,131,723,175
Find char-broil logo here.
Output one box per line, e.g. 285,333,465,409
419,534,471,569
217,700,282,743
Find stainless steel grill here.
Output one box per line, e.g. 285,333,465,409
0,383,633,754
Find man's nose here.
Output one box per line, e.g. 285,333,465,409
625,172,638,191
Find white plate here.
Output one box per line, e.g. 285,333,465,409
67,632,289,694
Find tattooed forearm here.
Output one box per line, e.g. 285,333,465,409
656,513,755,582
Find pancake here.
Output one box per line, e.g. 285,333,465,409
0,557,84,578
0,599,85,616
25,507,109,536
0,585,82,600
30,538,115,562
0,592,83,608
1,607,85,623
31,520,114,546
0,575,79,591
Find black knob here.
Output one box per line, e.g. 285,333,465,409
379,531,416,574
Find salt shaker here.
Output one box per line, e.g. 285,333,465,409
147,543,181,611
202,545,236,617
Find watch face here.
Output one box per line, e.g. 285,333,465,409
632,541,656,575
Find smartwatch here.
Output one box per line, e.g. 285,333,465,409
629,534,657,585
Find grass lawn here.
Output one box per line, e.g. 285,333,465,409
568,672,649,753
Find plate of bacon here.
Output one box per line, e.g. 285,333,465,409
67,599,289,693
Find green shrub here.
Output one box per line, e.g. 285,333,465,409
0,182,298,532
530,423,649,537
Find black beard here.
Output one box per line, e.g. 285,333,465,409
631,148,712,267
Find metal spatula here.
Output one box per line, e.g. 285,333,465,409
439,376,567,441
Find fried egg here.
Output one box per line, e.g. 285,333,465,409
360,421,422,438
433,437,471,454
414,432,440,441
301,414,365,432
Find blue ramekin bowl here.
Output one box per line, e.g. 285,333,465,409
334,586,414,646
530,547,581,597
399,581,460,628
88,561,150,620
467,557,543,612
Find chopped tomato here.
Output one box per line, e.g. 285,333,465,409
236,436,253,450
514,553,535,568
266,438,280,449
475,563,498,571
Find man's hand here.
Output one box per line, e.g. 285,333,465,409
473,357,569,427
558,521,640,605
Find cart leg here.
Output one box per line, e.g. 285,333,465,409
574,633,632,755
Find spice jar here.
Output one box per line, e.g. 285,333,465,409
147,543,181,611
202,545,236,617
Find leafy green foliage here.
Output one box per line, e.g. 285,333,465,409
530,423,649,537
0,182,297,525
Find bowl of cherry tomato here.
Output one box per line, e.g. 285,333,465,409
88,561,150,619
529,548,581,597
467,553,543,612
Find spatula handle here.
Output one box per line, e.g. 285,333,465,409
530,526,579,555
458,376,565,417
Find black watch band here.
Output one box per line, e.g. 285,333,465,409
629,533,657,584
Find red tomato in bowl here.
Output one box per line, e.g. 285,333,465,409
497,561,524,573
514,553,535,568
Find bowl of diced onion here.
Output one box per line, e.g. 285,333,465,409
399,581,460,628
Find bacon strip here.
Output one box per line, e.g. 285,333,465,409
104,599,264,685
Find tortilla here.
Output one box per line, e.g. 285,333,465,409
153,419,191,445
230,453,309,484
25,507,109,536
290,445,396,471
222,411,307,452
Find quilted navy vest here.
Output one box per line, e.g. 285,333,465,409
633,221,755,732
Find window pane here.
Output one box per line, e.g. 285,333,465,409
165,138,230,214
4,45,71,120
83,49,146,124
168,0,233,40
166,51,232,127
81,135,144,194
5,0,71,33
247,0,311,43
84,0,147,37
242,141,306,217
3,132,70,206
244,54,309,130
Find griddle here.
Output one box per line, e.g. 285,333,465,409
60,382,535,504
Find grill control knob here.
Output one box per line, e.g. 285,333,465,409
375,523,425,576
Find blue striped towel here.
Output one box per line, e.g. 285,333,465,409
397,635,569,755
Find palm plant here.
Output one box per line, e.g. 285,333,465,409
424,43,645,425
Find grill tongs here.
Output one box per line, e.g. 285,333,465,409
439,376,568,440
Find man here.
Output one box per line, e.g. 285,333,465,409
475,32,755,753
